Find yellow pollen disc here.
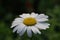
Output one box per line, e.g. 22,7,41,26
23,17,37,26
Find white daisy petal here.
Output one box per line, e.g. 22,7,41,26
31,12,38,17
13,26,18,32
13,24,24,33
11,18,23,28
36,14,48,22
36,18,48,22
35,23,50,30
11,23,18,28
19,13,26,18
13,23,25,33
31,27,41,34
17,23,26,33
19,14,30,18
14,18,23,21
19,27,27,36
39,14,48,18
27,27,32,37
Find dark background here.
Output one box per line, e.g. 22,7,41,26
0,0,60,40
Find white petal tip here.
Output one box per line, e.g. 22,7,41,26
11,26,14,28
38,32,41,34
48,24,50,25
10,26,13,28
13,30,16,33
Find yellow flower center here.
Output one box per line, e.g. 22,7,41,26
23,17,37,26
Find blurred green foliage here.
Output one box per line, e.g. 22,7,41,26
0,0,60,40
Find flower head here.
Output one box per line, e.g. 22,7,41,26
11,12,50,37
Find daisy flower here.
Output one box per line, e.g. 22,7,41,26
11,12,50,37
